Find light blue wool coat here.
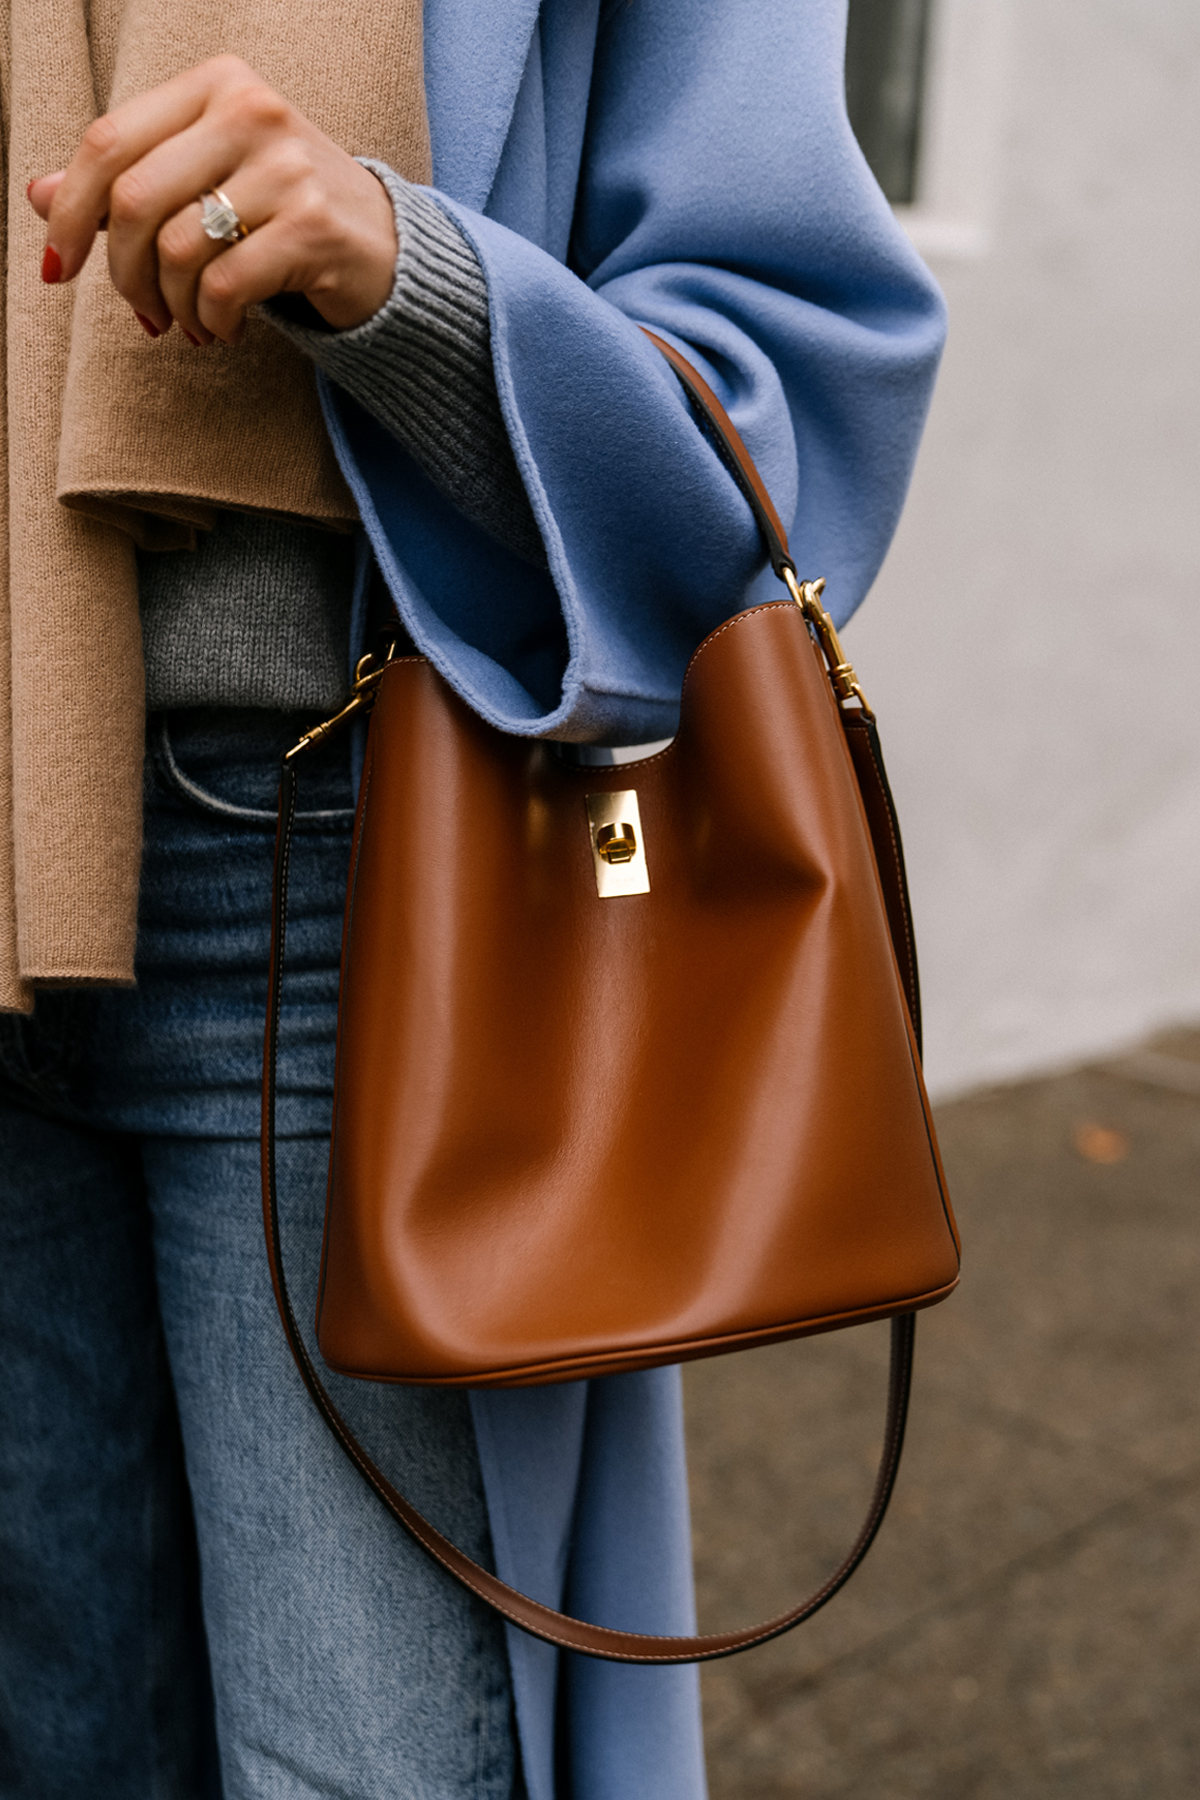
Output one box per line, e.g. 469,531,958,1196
319,2,947,1795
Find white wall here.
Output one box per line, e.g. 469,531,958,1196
842,0,1200,1098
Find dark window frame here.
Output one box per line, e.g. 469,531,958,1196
845,0,934,206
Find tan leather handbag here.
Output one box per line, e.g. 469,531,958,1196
262,336,960,1663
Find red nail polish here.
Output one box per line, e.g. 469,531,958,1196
41,245,62,284
134,311,161,339
182,329,201,347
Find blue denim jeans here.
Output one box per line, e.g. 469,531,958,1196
0,710,516,1800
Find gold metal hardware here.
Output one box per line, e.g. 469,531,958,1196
596,822,638,864
586,791,650,896
285,642,399,763
782,569,875,720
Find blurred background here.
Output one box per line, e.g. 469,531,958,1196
846,0,1200,1101
685,2,1200,1791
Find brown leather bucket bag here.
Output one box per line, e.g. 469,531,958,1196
262,336,960,1662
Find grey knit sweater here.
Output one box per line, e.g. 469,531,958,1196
138,167,540,712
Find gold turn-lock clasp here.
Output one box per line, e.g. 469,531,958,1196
595,822,638,864
782,569,874,719
586,791,650,897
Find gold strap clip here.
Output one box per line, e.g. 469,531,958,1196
284,643,398,763
782,570,874,720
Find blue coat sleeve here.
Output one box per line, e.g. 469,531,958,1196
321,0,946,744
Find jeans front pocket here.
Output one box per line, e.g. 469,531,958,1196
153,709,357,828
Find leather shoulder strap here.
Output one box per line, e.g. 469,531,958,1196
840,711,922,1051
641,328,794,578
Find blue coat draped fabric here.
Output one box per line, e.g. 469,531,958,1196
319,2,947,1794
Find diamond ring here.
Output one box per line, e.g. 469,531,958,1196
199,189,250,245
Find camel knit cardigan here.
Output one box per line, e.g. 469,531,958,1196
0,0,429,1010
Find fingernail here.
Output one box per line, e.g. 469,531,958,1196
134,311,161,339
41,245,62,284
182,329,201,347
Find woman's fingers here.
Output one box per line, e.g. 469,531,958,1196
154,186,265,344
42,57,256,284
152,162,320,346
103,112,275,332
27,172,65,222
152,141,326,343
31,56,397,343
190,214,320,344
162,152,394,344
150,200,221,344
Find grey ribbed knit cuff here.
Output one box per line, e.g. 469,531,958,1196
267,164,546,570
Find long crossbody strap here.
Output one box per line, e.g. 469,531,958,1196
260,336,921,1665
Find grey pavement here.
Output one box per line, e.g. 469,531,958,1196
685,1030,1200,1797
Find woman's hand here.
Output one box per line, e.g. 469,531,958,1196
27,56,398,345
